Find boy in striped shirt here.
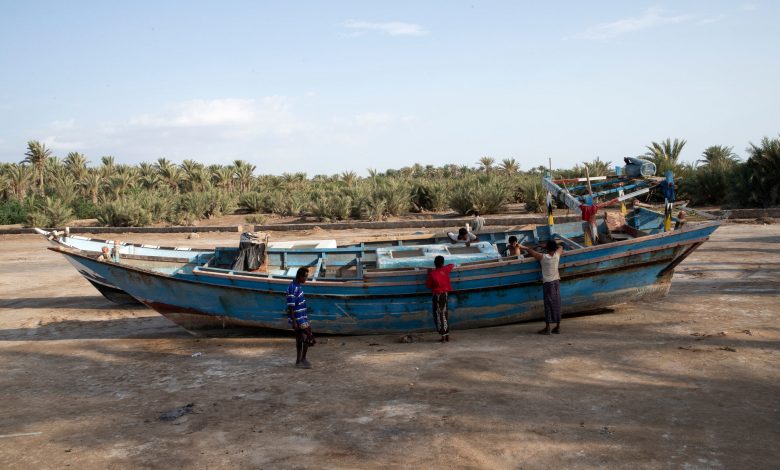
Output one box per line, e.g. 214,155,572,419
287,267,315,368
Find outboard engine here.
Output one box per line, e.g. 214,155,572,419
623,157,656,178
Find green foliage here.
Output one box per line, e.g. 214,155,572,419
23,140,52,195
4,135,779,229
519,180,545,213
449,174,511,215
174,190,236,220
688,166,730,205
376,178,411,216
265,190,308,216
448,184,474,215
26,211,49,228
168,210,198,226
309,192,353,221
0,200,27,224
699,146,740,168
211,190,238,217
245,214,268,225
477,156,495,172
26,196,74,227
644,138,687,175
727,163,755,208
71,198,99,219
577,157,612,177
746,136,780,207
239,192,265,213
410,179,449,212
498,158,519,174
684,147,740,205
177,192,211,219
96,198,153,227
473,179,511,214
139,190,176,223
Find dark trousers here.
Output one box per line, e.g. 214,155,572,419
431,293,449,336
543,280,561,324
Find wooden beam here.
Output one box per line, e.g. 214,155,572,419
554,234,584,250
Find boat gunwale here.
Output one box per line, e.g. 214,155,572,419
74,250,683,302
48,223,715,300
191,234,711,287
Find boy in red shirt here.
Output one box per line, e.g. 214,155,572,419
426,255,454,342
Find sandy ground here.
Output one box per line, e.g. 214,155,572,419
0,223,778,469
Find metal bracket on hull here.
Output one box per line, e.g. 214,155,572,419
657,241,704,278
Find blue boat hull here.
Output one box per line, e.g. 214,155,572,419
53,221,718,334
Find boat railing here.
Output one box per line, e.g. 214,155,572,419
194,251,367,281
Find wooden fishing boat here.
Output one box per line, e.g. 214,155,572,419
37,227,534,304
44,168,717,334
47,206,719,334
37,228,363,304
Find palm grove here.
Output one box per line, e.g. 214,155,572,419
0,134,778,227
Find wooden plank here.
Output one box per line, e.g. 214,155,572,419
552,176,608,184
554,234,584,250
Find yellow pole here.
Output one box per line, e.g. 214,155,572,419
619,188,627,216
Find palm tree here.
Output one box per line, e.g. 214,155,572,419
233,160,256,192
498,158,519,174
580,156,612,177
340,171,357,187
644,138,687,173
158,165,181,193
745,135,780,207
137,162,155,176
698,146,740,168
154,157,173,172
136,162,159,189
50,174,79,205
45,155,68,182
108,172,135,200
6,164,33,199
180,159,207,192
154,158,182,192
64,152,89,180
0,171,8,200
477,156,495,173
22,140,52,195
441,164,460,178
212,166,235,191
99,155,116,179
79,170,104,204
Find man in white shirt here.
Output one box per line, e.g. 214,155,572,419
447,228,479,247
521,240,564,335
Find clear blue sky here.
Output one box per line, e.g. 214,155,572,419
1,1,778,174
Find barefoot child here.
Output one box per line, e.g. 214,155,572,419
426,255,454,342
286,267,315,368
521,240,564,335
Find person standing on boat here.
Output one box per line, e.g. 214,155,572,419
521,240,564,335
287,267,315,368
426,255,454,342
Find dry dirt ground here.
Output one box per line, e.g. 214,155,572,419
0,224,778,469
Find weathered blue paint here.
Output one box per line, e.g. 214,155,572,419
50,217,720,335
